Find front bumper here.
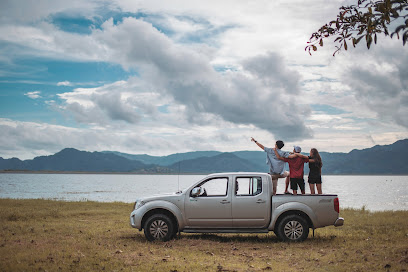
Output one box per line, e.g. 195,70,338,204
334,217,344,227
130,209,143,230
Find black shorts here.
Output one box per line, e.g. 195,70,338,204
290,178,305,191
308,176,322,184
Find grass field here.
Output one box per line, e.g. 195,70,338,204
0,199,407,271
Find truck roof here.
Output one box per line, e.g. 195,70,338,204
206,172,269,176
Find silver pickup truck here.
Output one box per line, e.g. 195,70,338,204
130,172,344,242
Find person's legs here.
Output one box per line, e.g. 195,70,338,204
316,183,322,194
309,183,315,194
283,171,290,193
290,178,298,195
285,176,290,193
271,175,278,195
299,179,306,195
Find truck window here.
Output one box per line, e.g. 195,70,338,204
235,177,262,196
198,178,228,197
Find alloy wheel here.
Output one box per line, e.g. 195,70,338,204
149,219,169,239
283,220,304,240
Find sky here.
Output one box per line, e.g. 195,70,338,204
0,0,407,159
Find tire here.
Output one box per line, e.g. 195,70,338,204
276,214,309,242
144,214,175,242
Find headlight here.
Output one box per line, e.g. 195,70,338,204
134,200,145,210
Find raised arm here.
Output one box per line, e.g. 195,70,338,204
251,137,265,150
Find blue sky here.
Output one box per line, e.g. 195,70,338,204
0,0,407,159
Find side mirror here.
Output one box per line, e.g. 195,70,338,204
191,187,202,197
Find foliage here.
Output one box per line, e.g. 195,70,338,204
306,0,408,56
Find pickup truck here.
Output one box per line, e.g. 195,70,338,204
130,172,344,242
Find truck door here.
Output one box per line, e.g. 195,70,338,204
185,176,232,228
232,176,270,228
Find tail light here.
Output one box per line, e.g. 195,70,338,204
334,197,340,213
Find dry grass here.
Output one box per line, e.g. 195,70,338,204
0,199,407,271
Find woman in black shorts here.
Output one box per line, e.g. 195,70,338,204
307,148,323,194
294,148,323,194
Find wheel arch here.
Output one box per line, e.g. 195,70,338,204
141,208,179,232
274,210,314,232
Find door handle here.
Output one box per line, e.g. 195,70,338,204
256,199,266,203
220,200,230,204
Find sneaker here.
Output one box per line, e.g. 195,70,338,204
284,191,292,195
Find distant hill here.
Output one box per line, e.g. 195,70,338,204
103,151,222,166
168,153,264,173
0,148,156,173
319,139,408,174
1,139,407,174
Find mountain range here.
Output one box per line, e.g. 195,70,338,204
1,139,407,174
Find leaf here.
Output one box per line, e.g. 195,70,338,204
403,31,408,46
384,25,389,36
312,45,317,51
366,35,372,49
391,9,399,18
344,40,348,50
385,14,390,23
395,25,406,34
319,39,323,46
356,35,364,44
374,33,377,44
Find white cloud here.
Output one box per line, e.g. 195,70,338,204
24,91,42,99
0,118,272,160
57,81,72,86
340,41,408,128
33,17,311,140
0,0,99,24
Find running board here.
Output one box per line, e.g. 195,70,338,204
183,229,269,234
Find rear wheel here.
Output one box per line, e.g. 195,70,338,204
276,214,309,242
144,214,175,242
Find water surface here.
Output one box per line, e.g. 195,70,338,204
0,173,406,211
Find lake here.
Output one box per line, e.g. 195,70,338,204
0,173,407,211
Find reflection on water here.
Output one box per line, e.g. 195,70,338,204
0,173,407,211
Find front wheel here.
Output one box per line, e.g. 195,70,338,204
276,214,309,242
144,214,175,242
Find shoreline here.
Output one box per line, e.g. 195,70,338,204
0,170,407,176
0,197,406,212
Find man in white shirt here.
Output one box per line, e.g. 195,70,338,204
251,137,292,195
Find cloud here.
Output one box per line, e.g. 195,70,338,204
33,17,312,140
24,91,42,99
0,118,273,160
0,0,98,24
57,80,144,125
57,81,72,86
341,41,408,128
